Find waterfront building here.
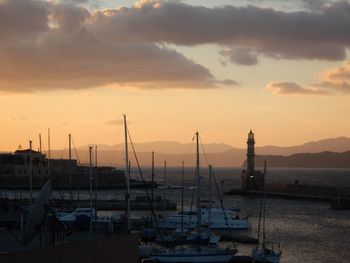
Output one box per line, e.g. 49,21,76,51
0,148,124,188
0,149,48,177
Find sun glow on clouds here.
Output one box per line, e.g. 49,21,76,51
266,61,350,95
317,62,350,93
266,82,330,95
2,0,350,93
1,0,350,150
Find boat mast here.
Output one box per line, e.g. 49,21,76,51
151,151,155,216
124,114,131,232
195,132,201,236
163,160,167,211
95,145,98,220
39,134,43,187
257,163,264,248
69,133,72,200
89,145,93,232
207,164,212,235
48,128,51,176
181,160,184,234
29,140,33,209
262,160,267,249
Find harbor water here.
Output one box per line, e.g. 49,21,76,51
2,167,350,262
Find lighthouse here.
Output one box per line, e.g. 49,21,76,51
247,130,255,176
241,130,264,192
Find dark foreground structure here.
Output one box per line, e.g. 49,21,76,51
0,233,138,263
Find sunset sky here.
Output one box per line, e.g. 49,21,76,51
1,0,350,152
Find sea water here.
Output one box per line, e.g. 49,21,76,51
3,167,350,262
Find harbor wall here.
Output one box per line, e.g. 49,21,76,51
0,173,125,189
0,233,138,263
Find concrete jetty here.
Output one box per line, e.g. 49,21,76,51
226,183,350,203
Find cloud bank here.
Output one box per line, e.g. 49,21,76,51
1,0,350,92
266,61,350,95
266,82,330,95
317,62,350,93
0,0,234,92
92,0,350,64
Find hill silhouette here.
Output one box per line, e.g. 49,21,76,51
47,136,350,168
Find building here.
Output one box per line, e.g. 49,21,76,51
0,149,49,177
0,148,125,188
241,130,264,192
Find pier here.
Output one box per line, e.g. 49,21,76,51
226,183,350,205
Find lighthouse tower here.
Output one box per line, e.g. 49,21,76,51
242,130,264,191
247,130,255,176
241,130,263,192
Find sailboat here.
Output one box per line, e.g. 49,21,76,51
156,163,248,231
149,132,237,263
252,161,282,263
123,114,132,232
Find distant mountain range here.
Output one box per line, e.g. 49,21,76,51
255,151,350,168
256,136,350,155
47,136,350,168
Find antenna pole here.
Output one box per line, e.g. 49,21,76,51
69,133,72,200
29,140,33,209
89,145,93,233
39,134,42,153
124,115,131,232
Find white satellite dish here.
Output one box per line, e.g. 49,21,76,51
22,180,52,246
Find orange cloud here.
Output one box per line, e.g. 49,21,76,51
266,82,330,95
266,61,350,95
316,62,350,93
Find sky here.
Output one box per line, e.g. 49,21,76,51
0,0,350,152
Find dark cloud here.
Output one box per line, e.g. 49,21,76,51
0,0,49,42
0,0,227,92
301,0,328,11
266,82,330,95
216,78,239,86
1,0,350,92
90,0,350,62
219,47,259,66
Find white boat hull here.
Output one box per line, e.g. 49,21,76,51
155,208,249,230
157,219,249,230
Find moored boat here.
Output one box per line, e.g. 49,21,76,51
156,207,249,230
147,132,237,263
